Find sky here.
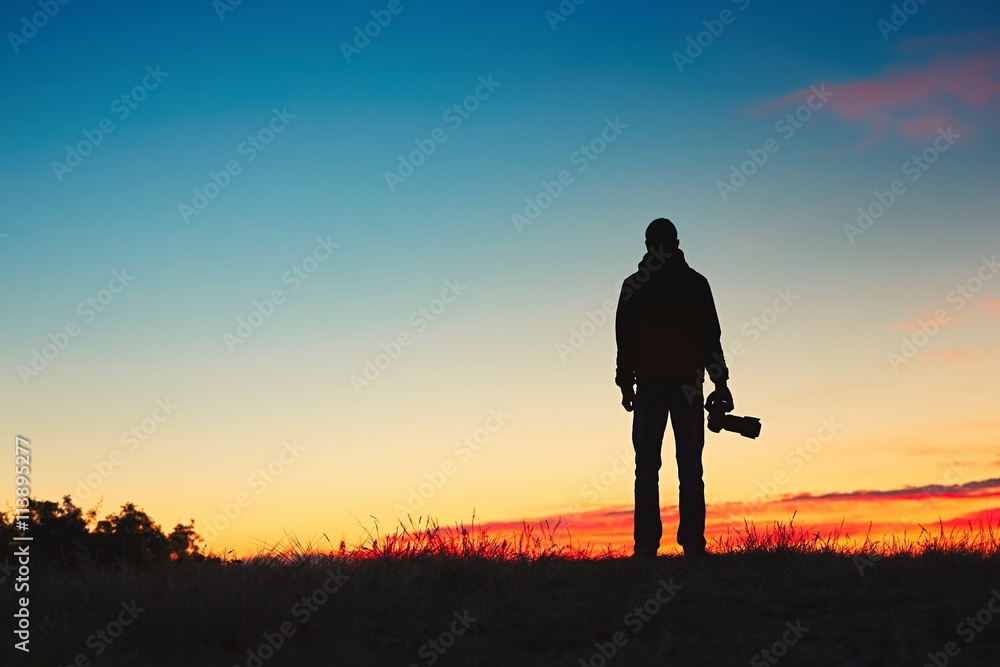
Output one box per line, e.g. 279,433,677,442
2,0,999,556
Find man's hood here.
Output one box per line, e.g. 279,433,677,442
637,247,688,275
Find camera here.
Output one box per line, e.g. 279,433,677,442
705,395,761,439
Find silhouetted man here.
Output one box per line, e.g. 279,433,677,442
615,218,732,559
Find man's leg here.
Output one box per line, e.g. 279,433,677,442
668,380,707,555
632,382,669,556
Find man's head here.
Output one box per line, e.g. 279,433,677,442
645,218,679,254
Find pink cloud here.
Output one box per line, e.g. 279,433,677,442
896,113,956,142
479,478,1000,552
889,299,1000,333
755,46,1000,146
924,348,983,365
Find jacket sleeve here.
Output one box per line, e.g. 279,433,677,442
699,278,729,383
615,281,636,388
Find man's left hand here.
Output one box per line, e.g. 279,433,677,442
705,384,734,412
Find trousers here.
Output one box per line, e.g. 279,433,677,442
631,380,706,554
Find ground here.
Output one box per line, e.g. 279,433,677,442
8,518,1000,666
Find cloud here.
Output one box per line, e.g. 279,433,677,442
755,44,1000,146
924,348,984,365
483,477,1000,550
889,299,999,332
919,343,997,367
763,476,1000,503
945,506,1000,527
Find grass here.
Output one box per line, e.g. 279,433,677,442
9,515,1000,666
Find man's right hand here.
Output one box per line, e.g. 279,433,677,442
621,385,635,412
705,383,734,412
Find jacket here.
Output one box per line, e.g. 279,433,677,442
615,247,728,386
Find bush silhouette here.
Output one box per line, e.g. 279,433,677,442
2,496,205,568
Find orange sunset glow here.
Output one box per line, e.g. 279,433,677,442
3,4,999,562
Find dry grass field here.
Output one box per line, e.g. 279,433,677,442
4,508,1000,666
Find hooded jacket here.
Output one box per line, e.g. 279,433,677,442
615,247,728,387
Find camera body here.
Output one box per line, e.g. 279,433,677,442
706,397,761,439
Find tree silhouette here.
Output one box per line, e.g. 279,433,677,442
3,496,205,568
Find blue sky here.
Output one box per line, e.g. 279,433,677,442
2,0,999,551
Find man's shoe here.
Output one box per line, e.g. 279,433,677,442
632,549,658,560
684,548,710,561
